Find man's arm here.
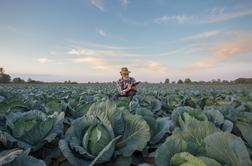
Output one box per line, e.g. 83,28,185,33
116,80,129,95
132,82,140,86
130,77,139,88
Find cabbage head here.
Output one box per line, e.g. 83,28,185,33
170,152,221,166
59,115,121,166
0,148,46,166
59,100,150,166
0,110,64,150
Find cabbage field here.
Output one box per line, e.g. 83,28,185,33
0,83,252,166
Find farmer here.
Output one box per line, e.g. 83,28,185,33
112,67,138,101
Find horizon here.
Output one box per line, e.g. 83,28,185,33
7,73,252,83
1,0,252,82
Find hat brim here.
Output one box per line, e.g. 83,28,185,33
120,71,131,74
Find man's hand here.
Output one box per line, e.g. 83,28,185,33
128,83,133,89
127,84,136,91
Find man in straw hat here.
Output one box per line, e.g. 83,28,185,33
112,67,139,101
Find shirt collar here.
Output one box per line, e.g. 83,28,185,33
120,77,130,81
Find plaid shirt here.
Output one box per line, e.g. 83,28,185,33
116,77,136,95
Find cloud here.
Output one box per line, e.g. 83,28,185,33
37,57,69,65
155,15,195,24
123,59,168,73
121,0,129,7
97,29,107,37
186,35,252,71
181,30,221,41
68,39,145,50
202,7,252,24
154,7,252,25
140,61,168,73
68,48,97,56
68,47,169,74
73,55,168,74
89,0,105,11
37,58,50,64
73,57,115,70
214,42,243,59
158,46,205,57
67,47,140,57
84,43,144,50
49,51,57,55
160,30,221,46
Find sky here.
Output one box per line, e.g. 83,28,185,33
0,0,252,83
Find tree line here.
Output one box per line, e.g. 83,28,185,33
1,67,252,84
163,78,252,84
0,68,77,84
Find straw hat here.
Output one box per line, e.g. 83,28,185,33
120,67,131,74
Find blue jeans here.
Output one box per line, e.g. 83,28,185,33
112,89,137,101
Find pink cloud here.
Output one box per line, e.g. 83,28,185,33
73,56,168,74
186,34,252,71
73,57,117,70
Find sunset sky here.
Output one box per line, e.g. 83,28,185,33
1,0,252,82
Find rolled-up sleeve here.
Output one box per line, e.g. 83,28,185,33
116,80,126,95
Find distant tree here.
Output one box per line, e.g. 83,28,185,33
64,80,78,84
0,68,11,83
0,74,11,83
177,79,183,84
0,68,4,74
211,79,218,83
198,81,206,84
27,78,32,83
234,78,252,84
71,81,78,84
184,78,192,84
164,78,170,84
222,80,229,83
27,78,43,84
13,77,25,83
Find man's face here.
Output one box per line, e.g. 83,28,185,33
121,73,129,79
